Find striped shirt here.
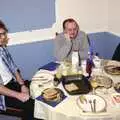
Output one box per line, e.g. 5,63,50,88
0,46,18,110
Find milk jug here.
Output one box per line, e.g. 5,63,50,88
72,51,79,72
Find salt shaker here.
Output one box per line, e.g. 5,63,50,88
53,75,60,87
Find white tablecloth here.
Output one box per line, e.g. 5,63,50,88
30,61,120,120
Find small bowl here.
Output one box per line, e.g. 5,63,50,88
114,82,120,93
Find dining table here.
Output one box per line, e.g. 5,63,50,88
30,60,120,120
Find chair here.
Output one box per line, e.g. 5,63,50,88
112,43,120,61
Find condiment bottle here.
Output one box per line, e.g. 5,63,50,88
86,52,94,77
53,75,60,87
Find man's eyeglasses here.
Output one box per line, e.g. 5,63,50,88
0,32,7,37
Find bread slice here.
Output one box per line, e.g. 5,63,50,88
43,88,58,100
65,83,79,92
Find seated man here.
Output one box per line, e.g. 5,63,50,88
0,20,34,120
54,18,89,62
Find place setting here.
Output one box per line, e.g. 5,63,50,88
76,94,107,115
103,60,120,75
36,87,67,107
30,69,56,98
89,74,113,95
75,74,110,115
31,69,55,86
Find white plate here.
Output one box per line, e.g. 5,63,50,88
104,60,120,75
77,95,106,113
32,72,54,83
105,60,120,66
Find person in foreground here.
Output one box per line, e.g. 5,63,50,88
54,18,89,62
112,43,120,61
0,20,34,120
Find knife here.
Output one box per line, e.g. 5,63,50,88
93,99,96,112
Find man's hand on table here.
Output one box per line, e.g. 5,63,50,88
17,92,30,102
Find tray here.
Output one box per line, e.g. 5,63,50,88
62,74,91,95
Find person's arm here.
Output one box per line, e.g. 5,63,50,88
5,49,29,93
54,33,72,61
0,51,29,94
0,85,29,102
15,70,24,85
15,70,29,94
0,56,29,102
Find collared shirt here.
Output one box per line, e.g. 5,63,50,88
0,46,18,110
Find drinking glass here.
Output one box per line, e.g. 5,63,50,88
56,65,63,79
90,78,98,95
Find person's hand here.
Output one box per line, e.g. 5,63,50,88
64,33,70,41
21,85,29,94
17,92,30,102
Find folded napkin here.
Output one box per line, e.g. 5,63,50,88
111,93,120,106
39,62,60,71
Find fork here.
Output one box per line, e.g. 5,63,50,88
89,100,94,112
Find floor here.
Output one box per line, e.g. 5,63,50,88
0,114,20,120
